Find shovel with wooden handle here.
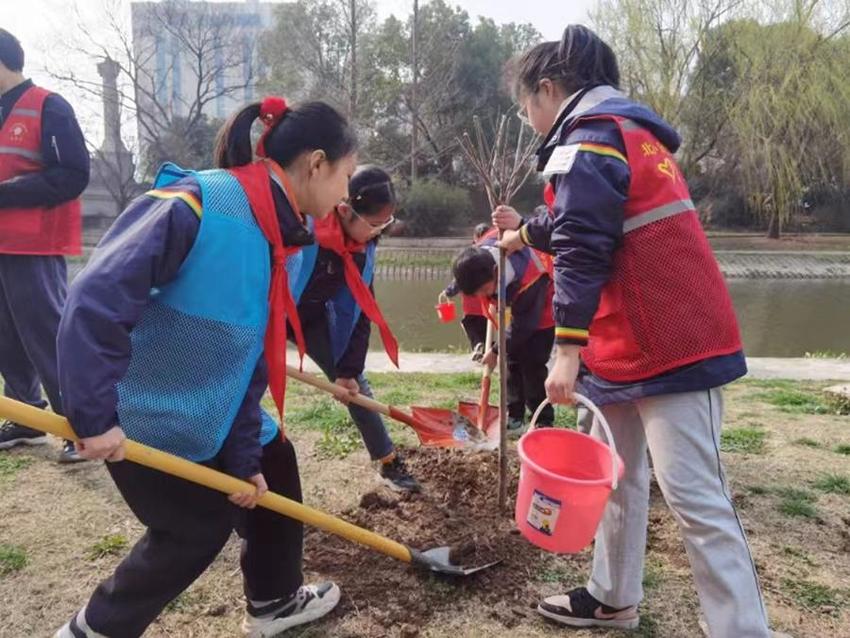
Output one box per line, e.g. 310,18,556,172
286,365,497,450
0,396,500,576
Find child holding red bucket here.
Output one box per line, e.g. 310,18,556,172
440,222,491,362
495,26,770,637
450,230,556,435
53,98,356,637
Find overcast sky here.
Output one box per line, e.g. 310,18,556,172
4,0,598,141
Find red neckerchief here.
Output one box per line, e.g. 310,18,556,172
229,159,306,433
313,211,399,367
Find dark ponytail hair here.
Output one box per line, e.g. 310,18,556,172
214,100,357,169
508,25,620,99
349,165,397,218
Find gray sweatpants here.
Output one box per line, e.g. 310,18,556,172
578,388,770,638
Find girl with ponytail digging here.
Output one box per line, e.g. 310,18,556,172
54,97,357,638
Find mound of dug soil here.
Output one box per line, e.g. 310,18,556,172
304,447,571,636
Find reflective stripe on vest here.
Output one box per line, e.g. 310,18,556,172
623,198,695,234
9,108,40,117
0,145,42,162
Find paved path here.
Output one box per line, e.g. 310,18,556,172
293,350,850,381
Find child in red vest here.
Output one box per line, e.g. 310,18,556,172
451,234,556,434
493,27,770,637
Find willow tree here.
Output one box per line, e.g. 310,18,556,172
698,4,850,237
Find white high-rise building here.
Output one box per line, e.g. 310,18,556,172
131,0,277,142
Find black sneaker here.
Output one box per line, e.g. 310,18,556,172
0,420,47,450
58,440,87,464
379,454,421,492
241,582,341,637
471,342,485,363
538,587,639,630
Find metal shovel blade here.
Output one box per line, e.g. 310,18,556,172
409,545,502,576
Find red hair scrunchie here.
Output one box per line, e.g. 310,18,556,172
257,96,289,158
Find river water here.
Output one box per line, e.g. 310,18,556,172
373,278,850,357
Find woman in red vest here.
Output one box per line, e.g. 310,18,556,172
494,27,771,637
0,29,89,463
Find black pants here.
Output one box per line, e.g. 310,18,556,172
461,314,487,350
506,327,555,424
83,437,303,637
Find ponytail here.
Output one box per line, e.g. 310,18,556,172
214,99,357,170
507,25,620,99
214,102,261,168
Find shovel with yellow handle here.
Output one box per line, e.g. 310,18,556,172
0,396,500,576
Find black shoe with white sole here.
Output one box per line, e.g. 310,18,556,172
379,454,421,492
538,587,640,630
0,420,47,450
242,582,341,637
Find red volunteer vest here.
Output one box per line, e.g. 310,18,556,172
479,228,555,330
0,86,81,255
574,115,741,381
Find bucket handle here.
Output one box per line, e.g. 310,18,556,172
529,394,620,491
437,291,449,305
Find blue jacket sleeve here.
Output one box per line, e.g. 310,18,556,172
336,298,372,379
57,185,201,438
0,93,90,209
218,356,267,478
549,121,630,346
520,209,554,253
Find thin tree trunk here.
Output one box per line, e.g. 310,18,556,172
349,0,357,120
410,0,419,182
767,209,781,239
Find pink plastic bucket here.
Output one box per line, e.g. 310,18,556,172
515,395,624,553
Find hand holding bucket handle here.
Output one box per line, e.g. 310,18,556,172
434,291,456,323
529,394,620,490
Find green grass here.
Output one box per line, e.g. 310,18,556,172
538,564,573,583
804,350,848,360
87,534,129,560
812,474,850,495
781,546,816,566
782,578,847,611
636,613,661,637
754,386,833,415
0,544,27,576
793,437,822,448
721,426,767,454
776,488,819,519
748,485,769,495
642,559,664,590
164,590,204,613
835,444,850,455
0,455,33,480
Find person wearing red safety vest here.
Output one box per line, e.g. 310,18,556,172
493,27,770,638
451,227,556,433
442,222,491,362
0,29,88,462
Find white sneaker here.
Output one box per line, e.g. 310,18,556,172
241,582,341,637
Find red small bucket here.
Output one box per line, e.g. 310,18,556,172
515,395,623,554
434,293,456,323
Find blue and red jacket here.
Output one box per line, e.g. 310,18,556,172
519,86,746,404
57,175,305,478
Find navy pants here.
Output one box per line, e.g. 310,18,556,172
506,327,555,425
0,255,66,416
78,437,303,637
301,319,395,460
